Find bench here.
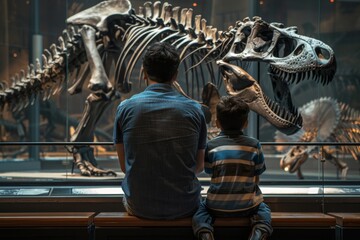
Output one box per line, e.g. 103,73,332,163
0,212,96,240
94,212,336,240
93,212,250,239
271,212,336,240
0,211,338,240
327,213,360,240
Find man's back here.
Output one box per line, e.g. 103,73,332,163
115,83,207,219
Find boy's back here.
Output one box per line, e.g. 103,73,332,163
205,130,266,212
192,96,272,240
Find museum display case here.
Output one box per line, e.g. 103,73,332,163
0,0,359,213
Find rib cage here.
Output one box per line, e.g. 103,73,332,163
1,1,230,111
116,1,230,96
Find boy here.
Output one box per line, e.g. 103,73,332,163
192,96,272,240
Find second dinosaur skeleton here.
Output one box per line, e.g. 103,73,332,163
0,0,337,176
275,97,360,179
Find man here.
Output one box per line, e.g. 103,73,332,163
113,42,207,219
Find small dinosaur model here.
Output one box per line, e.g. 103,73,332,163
275,97,360,179
0,1,337,176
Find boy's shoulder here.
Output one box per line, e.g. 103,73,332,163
241,135,260,146
208,134,260,148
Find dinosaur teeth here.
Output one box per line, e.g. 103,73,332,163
279,109,284,119
274,103,279,114
281,71,285,79
291,73,296,83
272,66,332,87
266,93,302,126
306,71,310,79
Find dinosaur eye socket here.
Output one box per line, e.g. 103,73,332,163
294,44,304,56
315,46,331,60
273,38,297,58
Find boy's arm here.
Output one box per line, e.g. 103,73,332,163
255,142,266,176
255,175,260,184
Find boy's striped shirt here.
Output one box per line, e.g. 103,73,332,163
205,130,266,212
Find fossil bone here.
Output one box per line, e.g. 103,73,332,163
276,97,360,179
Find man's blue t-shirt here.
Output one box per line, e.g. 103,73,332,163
114,83,207,219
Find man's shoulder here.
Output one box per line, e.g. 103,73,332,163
119,92,147,106
172,95,204,112
175,94,201,105
119,91,203,115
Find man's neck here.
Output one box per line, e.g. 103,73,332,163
147,79,172,86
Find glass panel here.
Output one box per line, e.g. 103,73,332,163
256,0,360,184
0,0,71,179
0,0,358,201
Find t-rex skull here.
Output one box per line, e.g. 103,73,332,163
218,17,336,135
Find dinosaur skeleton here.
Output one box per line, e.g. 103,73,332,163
0,0,336,176
275,97,360,179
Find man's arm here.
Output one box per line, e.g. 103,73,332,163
115,143,126,174
195,149,205,174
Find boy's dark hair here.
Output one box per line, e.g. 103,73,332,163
216,96,249,131
142,42,180,83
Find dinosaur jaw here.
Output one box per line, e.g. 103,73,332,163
268,56,337,87
266,32,337,86
217,60,302,135
280,146,309,173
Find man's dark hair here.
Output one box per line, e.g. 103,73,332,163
142,42,180,83
216,96,249,131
